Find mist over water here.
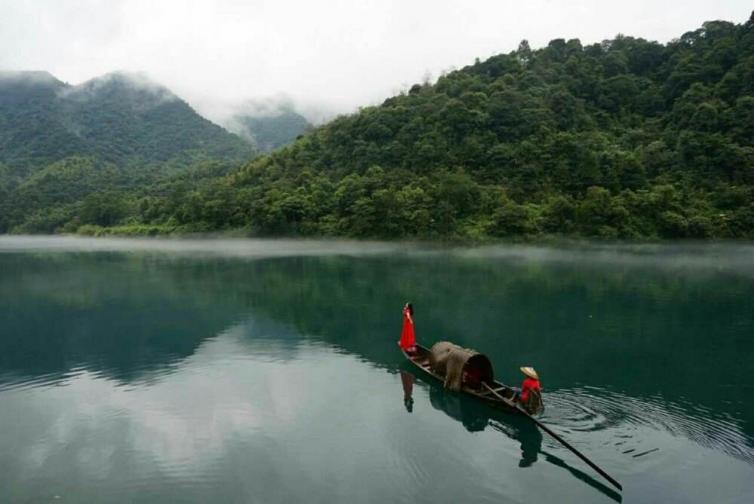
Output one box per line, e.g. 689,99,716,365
4,235,754,272
1,236,753,503
0,235,410,258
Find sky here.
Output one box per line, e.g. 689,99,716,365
0,0,751,123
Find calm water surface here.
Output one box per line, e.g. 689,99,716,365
1,236,753,503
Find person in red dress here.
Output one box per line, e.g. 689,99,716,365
398,302,416,353
518,366,542,413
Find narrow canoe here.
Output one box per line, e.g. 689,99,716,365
404,343,623,493
401,343,523,414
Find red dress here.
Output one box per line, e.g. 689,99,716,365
399,307,416,350
520,377,541,403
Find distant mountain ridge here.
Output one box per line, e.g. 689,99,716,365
0,70,254,170
226,105,311,153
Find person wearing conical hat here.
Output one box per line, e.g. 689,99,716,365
518,366,542,414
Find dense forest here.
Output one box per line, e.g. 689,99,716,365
2,13,754,239
0,71,257,232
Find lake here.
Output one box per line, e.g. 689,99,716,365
1,236,753,503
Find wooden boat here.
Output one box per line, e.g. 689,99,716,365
401,343,523,414
403,342,623,492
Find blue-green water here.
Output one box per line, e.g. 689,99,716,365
1,236,753,503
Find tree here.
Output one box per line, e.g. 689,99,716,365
517,40,532,65
80,191,128,227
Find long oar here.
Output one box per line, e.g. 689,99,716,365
482,382,623,492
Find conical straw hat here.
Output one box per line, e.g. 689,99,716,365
520,366,539,380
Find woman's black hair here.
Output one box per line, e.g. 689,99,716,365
407,303,414,316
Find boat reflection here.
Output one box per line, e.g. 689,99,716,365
399,368,540,456
400,367,622,503
428,379,492,433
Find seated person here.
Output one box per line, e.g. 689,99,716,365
517,366,543,414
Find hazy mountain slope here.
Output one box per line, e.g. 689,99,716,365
0,71,255,233
230,108,311,152
0,71,87,170
0,71,254,171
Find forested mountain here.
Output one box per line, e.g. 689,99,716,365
0,71,253,171
229,108,311,152
117,13,753,240
0,71,254,233
3,13,754,239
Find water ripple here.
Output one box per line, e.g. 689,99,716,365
543,387,754,463
0,369,81,392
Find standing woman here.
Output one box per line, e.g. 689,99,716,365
398,302,416,353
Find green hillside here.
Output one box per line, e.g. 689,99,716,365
0,72,85,170
0,71,253,172
132,14,754,239
0,71,254,233
4,13,754,239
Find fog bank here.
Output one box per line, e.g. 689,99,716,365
1,1,751,121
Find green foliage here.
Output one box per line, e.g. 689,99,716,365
0,72,253,169
0,72,255,233
3,13,754,240
80,191,129,227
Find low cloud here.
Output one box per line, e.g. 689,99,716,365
58,71,179,107
1,0,752,122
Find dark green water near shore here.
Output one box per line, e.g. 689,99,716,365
1,237,753,503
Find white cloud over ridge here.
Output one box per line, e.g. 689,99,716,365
0,0,751,124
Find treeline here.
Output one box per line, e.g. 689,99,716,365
4,13,754,239
0,157,239,234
